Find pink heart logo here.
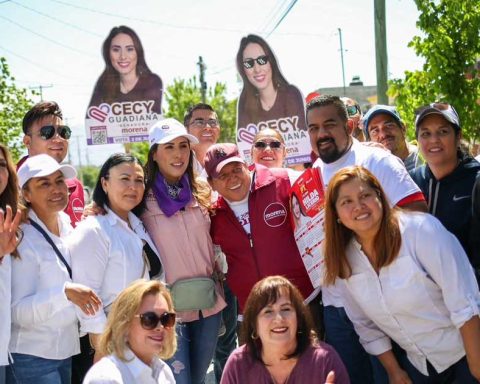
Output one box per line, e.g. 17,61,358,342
87,103,110,122
237,124,258,144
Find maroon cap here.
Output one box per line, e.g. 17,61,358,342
204,143,245,179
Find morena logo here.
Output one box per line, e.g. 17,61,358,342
263,202,287,228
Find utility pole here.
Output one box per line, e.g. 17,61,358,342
338,28,347,96
29,84,53,101
374,0,388,104
197,56,207,103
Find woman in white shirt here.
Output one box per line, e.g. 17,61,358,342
84,279,176,384
0,144,21,384
69,153,162,366
7,154,100,384
323,165,480,384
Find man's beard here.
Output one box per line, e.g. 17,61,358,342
317,138,344,164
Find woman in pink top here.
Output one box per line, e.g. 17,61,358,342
141,118,226,384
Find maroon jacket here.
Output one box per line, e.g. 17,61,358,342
211,164,314,312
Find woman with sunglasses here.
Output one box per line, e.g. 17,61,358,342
141,118,226,384
236,34,308,166
251,128,302,183
7,155,101,384
410,103,480,281
0,144,22,384
83,279,176,383
324,166,480,383
69,153,162,374
88,25,163,114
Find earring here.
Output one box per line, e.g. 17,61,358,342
336,218,341,224
251,330,258,340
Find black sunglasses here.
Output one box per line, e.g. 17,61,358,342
37,125,72,140
254,140,283,150
134,311,176,330
243,55,269,69
346,105,360,117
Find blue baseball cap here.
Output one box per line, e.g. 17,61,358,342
362,105,403,140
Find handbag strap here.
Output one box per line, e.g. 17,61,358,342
29,219,72,279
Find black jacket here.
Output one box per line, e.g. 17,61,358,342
410,155,480,269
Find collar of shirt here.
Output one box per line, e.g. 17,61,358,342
28,209,73,238
104,206,142,230
123,348,162,382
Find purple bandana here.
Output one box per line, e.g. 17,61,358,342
152,172,192,217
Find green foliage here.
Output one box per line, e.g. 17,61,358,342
0,57,35,161
388,0,480,141
78,165,100,190
129,76,237,161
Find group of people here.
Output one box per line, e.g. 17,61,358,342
0,27,479,384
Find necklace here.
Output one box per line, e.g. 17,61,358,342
163,178,182,199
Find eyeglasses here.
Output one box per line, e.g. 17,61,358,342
253,140,283,150
190,119,219,128
134,311,176,330
242,55,269,69
34,125,72,140
346,105,360,117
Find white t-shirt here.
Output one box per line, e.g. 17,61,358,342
224,173,253,235
313,139,421,307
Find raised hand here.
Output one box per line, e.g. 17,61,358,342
0,205,22,258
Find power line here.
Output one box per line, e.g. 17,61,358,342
259,0,290,34
49,0,246,33
11,0,103,37
265,0,298,38
0,14,95,57
0,44,75,78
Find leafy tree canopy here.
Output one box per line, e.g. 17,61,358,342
388,0,480,141
0,57,35,161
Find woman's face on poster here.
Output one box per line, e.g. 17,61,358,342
292,195,301,220
109,32,138,77
242,43,273,92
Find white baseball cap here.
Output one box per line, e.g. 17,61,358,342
18,154,77,188
148,118,199,147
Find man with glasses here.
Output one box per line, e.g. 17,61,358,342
184,103,221,178
362,105,423,172
341,97,365,142
19,101,84,227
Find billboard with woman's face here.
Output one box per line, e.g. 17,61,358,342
85,26,163,145
235,34,311,166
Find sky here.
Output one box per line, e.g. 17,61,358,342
0,0,424,166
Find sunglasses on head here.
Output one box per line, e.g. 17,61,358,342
346,105,360,117
253,140,283,150
242,55,269,69
135,311,176,330
37,125,72,140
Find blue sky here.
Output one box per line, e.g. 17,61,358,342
0,0,423,165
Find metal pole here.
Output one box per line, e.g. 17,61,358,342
197,56,207,103
374,0,388,104
338,28,346,96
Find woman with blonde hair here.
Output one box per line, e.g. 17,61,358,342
324,165,480,383
84,279,176,383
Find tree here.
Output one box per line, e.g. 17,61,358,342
388,0,480,141
129,76,237,163
0,57,35,161
78,165,100,190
